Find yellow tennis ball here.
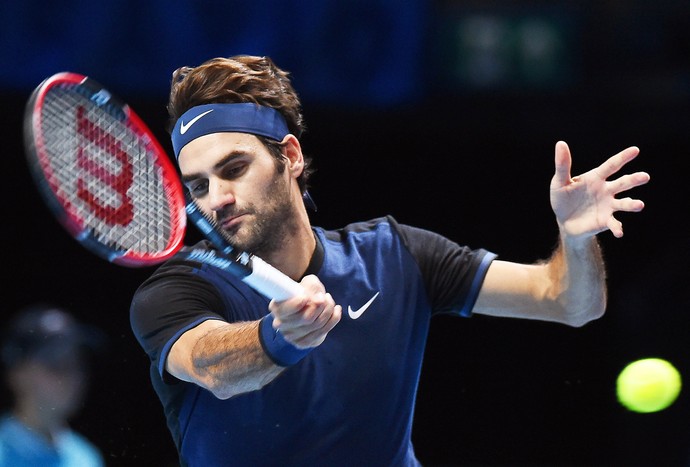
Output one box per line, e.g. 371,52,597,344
616,358,682,413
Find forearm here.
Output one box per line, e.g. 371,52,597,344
545,234,607,326
474,236,606,326
166,276,340,398
170,319,285,400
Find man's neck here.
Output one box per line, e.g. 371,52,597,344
264,204,315,281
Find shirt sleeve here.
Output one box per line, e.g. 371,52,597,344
129,254,226,381
389,217,497,317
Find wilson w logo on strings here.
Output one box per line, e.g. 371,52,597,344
76,106,134,226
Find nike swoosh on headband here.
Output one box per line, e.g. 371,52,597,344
179,109,214,135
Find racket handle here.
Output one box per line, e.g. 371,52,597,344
244,256,304,301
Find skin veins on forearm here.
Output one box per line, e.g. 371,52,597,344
172,320,285,400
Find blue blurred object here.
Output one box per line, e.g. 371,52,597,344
0,0,428,107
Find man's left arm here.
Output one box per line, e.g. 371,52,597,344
473,141,649,326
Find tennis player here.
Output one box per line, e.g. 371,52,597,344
130,55,649,466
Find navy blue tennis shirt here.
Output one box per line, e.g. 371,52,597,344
130,216,496,466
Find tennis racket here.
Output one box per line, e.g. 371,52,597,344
24,71,303,301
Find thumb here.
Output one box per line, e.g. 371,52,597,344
552,141,573,188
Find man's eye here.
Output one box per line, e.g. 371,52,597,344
189,181,208,197
222,164,247,179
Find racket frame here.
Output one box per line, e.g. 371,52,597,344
24,72,187,266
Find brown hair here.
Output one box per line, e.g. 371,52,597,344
168,55,313,192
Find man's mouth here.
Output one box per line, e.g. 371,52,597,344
219,213,246,231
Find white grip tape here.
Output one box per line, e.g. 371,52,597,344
242,256,303,301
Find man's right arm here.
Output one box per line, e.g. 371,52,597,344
166,274,341,400
166,319,284,399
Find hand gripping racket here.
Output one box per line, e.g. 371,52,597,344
24,72,302,301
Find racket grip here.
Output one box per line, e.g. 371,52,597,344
244,256,304,301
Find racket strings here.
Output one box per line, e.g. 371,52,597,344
38,86,176,255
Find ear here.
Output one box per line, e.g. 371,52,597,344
281,134,304,178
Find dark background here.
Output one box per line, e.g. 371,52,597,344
2,1,689,466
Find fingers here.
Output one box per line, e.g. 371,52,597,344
283,291,336,329
292,302,342,348
608,216,624,238
279,293,342,348
551,141,648,240
607,195,647,238
596,146,641,179
553,141,573,187
555,143,646,187
608,171,651,195
614,197,645,213
267,275,342,348
268,275,325,321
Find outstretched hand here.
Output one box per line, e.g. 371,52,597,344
550,141,650,239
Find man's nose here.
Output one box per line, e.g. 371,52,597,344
209,178,236,212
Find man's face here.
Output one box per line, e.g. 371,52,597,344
178,132,298,258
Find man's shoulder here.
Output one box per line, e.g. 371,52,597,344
318,215,400,241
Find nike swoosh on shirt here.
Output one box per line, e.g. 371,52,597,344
348,292,380,320
180,109,214,134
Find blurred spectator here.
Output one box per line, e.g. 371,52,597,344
0,305,105,466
